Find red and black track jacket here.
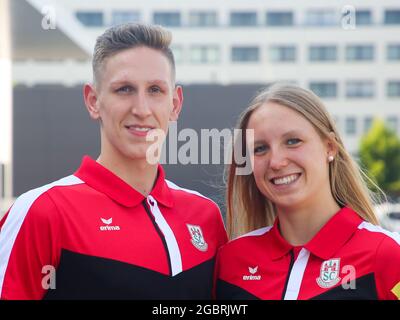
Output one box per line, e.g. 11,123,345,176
0,156,228,299
216,207,400,300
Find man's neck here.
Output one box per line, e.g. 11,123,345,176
96,153,158,197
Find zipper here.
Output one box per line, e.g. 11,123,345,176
142,199,172,276
142,195,182,276
281,249,295,300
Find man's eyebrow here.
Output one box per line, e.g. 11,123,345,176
109,79,132,87
109,79,169,87
147,79,169,87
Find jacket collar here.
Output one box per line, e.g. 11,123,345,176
74,156,174,208
266,207,362,260
304,207,362,260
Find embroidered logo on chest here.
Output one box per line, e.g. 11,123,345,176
242,266,262,281
316,258,341,288
99,217,121,231
186,224,208,252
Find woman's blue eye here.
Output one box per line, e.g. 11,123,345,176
254,145,267,154
287,138,301,145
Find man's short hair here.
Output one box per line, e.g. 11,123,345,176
92,23,175,86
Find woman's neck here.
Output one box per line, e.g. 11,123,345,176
277,198,341,246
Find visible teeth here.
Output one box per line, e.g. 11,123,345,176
273,174,299,185
129,126,152,132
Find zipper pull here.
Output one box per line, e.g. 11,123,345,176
147,195,156,208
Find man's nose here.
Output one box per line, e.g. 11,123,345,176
131,92,151,117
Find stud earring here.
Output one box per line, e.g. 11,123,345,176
328,155,334,162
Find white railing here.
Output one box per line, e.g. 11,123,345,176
13,59,91,86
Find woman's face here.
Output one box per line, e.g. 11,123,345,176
247,102,335,211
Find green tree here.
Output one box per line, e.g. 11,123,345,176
359,119,400,197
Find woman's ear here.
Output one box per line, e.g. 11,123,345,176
83,83,100,120
326,131,338,160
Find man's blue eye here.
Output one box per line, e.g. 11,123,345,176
150,86,161,93
117,86,132,93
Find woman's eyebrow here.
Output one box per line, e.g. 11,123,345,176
281,130,302,138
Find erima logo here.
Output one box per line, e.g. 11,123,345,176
100,217,120,231
243,266,261,281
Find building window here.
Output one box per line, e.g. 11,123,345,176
190,46,220,64
309,46,337,61
387,44,400,61
346,81,374,98
305,10,336,26
231,47,259,62
171,46,184,64
76,11,103,27
364,116,373,133
355,10,372,25
384,10,400,25
345,117,357,136
153,12,181,27
230,12,257,26
387,81,400,97
266,12,293,26
386,116,398,133
309,82,337,98
269,46,296,62
346,45,374,61
111,11,140,26
189,11,217,27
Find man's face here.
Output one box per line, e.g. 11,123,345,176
85,46,182,163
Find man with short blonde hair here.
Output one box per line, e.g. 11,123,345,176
0,23,228,299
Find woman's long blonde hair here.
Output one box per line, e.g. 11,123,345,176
226,83,384,239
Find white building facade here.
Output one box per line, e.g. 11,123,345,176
2,0,400,211
12,0,400,149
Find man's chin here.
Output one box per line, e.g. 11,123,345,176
124,151,161,165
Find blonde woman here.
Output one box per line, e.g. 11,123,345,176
215,84,400,300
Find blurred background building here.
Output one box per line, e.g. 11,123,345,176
1,0,400,223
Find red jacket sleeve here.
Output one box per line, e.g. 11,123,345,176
375,235,400,300
215,208,228,249
0,192,62,300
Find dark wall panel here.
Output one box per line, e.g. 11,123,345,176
13,84,265,210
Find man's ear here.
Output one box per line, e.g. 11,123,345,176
83,83,100,120
170,85,183,121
